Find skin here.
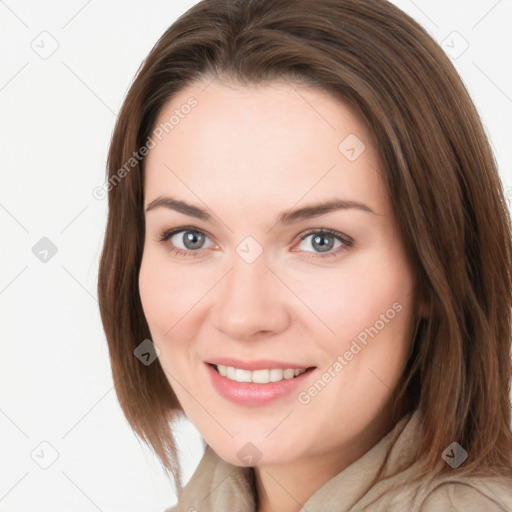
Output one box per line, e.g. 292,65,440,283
138,78,427,512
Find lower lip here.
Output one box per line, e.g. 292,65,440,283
206,363,316,407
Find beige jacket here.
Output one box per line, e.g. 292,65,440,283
165,410,512,511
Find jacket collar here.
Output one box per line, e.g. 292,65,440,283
176,410,421,511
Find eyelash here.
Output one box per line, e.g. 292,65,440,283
157,227,354,259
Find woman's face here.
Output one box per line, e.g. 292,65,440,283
139,79,421,467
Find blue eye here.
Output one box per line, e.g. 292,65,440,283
158,228,215,257
157,227,353,259
294,229,353,258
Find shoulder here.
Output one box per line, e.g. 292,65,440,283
364,471,512,511
417,479,512,512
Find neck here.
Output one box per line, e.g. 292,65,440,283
253,407,399,512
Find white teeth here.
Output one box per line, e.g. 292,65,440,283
283,369,295,379
235,369,252,383
269,368,283,382
252,369,269,384
215,364,306,383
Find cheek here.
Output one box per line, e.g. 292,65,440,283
293,273,414,427
292,266,411,342
138,249,214,358
289,250,416,385
138,251,189,338
138,252,169,331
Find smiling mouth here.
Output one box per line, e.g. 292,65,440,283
209,363,316,384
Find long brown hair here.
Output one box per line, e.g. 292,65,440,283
97,0,512,493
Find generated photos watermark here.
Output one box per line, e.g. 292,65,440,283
92,96,198,200
297,301,403,405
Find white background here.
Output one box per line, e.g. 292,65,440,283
0,1,511,511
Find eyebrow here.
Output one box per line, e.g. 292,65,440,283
144,195,378,224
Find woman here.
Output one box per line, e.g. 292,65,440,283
97,0,512,510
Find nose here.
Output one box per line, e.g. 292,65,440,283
210,253,290,341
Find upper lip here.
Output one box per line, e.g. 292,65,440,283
206,358,315,371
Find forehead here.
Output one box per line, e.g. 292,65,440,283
143,79,389,219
